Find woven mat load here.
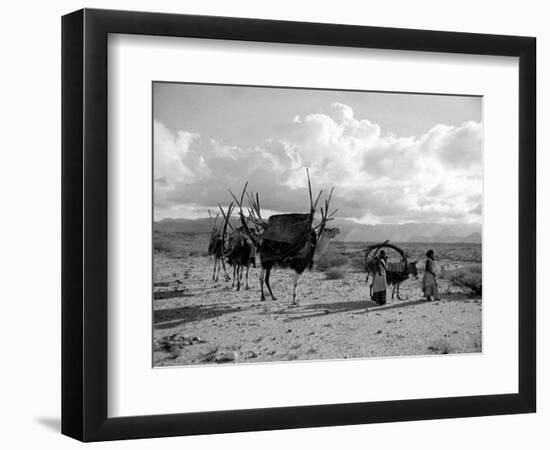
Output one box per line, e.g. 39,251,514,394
262,213,311,244
387,261,407,273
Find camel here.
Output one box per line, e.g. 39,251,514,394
231,170,339,305
225,227,256,291
217,205,258,291
207,207,232,282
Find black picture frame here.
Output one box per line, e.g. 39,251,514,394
62,8,536,442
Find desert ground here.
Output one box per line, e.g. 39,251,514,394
153,232,482,367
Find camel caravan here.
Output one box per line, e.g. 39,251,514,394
207,170,340,305
207,170,421,306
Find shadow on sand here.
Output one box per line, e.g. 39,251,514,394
154,304,249,329
282,298,435,321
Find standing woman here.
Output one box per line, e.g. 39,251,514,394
422,249,440,301
371,250,388,305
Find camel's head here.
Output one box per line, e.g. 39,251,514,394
322,227,340,239
313,227,340,262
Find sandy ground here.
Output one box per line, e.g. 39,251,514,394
153,238,482,367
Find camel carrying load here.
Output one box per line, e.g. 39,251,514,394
207,207,233,282
230,169,340,304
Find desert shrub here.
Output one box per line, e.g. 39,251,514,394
154,239,173,253
427,338,456,355
444,264,482,295
324,267,345,280
316,248,347,271
349,255,366,272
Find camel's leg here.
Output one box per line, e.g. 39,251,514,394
221,256,230,282
236,265,242,291
213,258,219,281
291,272,300,305
260,267,266,301
391,284,396,299
245,265,250,290
265,267,276,301
231,265,236,288
212,258,217,281
397,283,401,300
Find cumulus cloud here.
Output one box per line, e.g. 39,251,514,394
154,102,482,223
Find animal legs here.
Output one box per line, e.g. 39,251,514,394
396,283,401,300
236,265,242,291
213,258,219,281
291,272,300,305
245,265,250,290
264,267,276,301
221,257,230,282
260,268,266,301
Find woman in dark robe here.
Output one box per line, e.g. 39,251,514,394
371,250,388,305
422,249,440,301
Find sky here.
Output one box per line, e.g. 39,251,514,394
153,82,482,225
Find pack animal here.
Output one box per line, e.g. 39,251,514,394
225,227,256,291
207,209,231,282
364,245,418,300
232,171,339,305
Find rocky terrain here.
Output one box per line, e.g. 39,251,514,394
153,232,482,367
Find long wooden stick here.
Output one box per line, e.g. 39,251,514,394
306,168,313,211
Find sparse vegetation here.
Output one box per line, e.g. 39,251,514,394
324,267,345,280
154,231,209,258
316,247,347,271
349,255,365,272
154,232,483,366
154,239,173,253
443,264,482,295
427,338,456,355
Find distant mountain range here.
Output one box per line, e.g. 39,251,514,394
154,217,482,243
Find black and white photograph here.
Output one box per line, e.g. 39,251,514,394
153,82,483,366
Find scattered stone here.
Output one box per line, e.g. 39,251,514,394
286,329,292,333
155,334,205,352
375,330,382,335
243,350,258,359
199,346,219,362
215,351,238,363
